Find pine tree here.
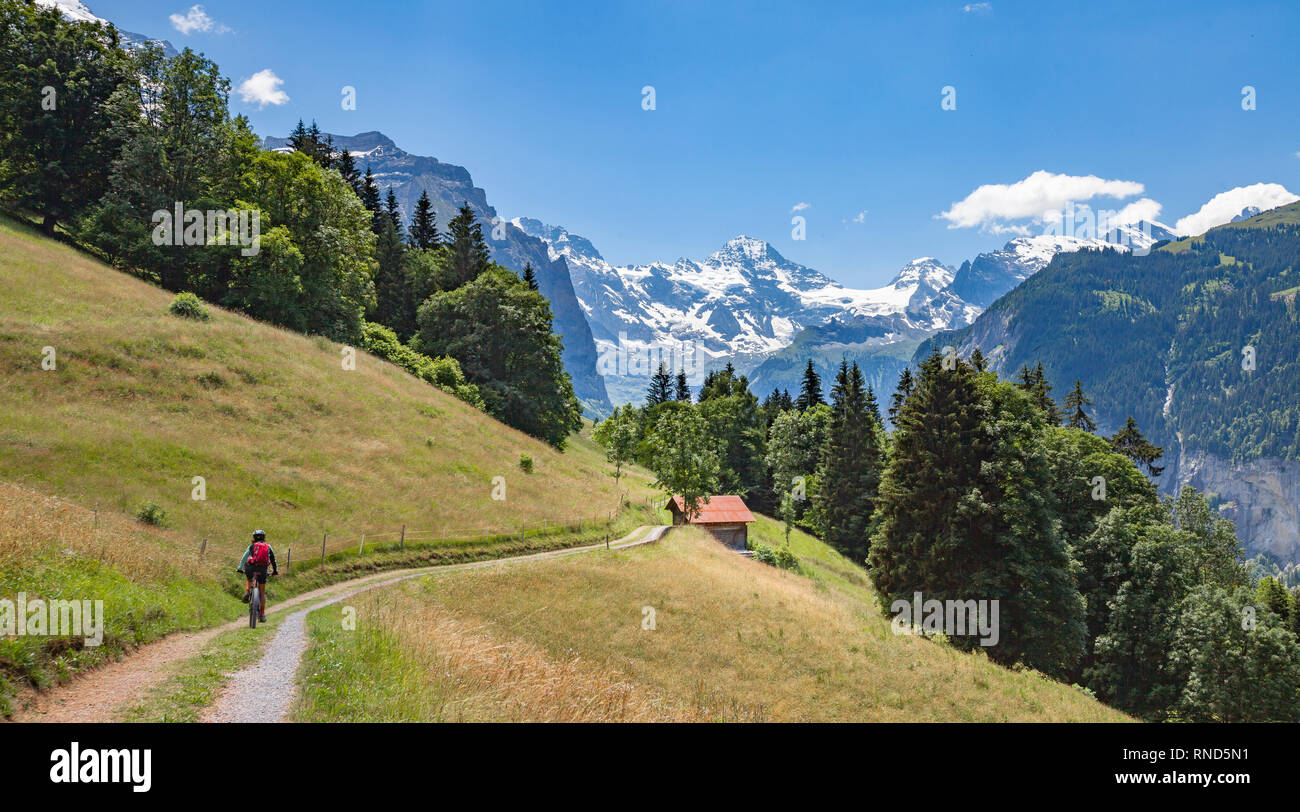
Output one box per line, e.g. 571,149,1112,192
646,361,674,406
384,188,403,236
869,350,1085,677
409,190,439,249
371,214,413,339
334,148,360,197
1110,416,1165,477
522,262,538,291
864,384,881,424
446,202,492,286
816,360,882,561
360,166,381,217
1016,362,1061,425
675,370,691,401
287,118,308,152
796,359,823,411
888,367,913,423
970,347,987,371
1064,379,1097,432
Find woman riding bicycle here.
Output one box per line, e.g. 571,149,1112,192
236,529,279,623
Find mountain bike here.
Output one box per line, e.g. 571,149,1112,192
249,579,261,628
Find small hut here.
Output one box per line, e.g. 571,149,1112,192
666,495,755,549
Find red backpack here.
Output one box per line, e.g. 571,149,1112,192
247,541,270,567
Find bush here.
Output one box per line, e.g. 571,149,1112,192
135,502,167,527
750,543,799,571
360,322,484,410
519,453,534,473
168,292,210,321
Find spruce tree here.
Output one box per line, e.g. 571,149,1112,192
446,202,492,286
335,148,360,197
409,190,440,249
815,360,882,561
646,362,673,406
360,166,381,219
1110,416,1165,477
371,214,413,339
385,188,403,235
796,359,823,411
1064,379,1097,432
522,262,538,290
675,370,691,401
869,350,1085,677
888,367,913,423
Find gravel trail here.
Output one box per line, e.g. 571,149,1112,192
205,524,671,723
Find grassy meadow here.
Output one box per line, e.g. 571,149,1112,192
294,525,1130,722
0,215,660,570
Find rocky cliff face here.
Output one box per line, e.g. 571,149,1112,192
262,132,611,417
1174,452,1300,563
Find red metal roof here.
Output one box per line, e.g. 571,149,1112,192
668,495,755,524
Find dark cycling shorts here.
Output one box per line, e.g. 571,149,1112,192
245,565,268,584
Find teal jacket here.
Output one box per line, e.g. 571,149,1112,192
236,543,278,574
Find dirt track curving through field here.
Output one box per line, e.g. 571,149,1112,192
11,525,670,723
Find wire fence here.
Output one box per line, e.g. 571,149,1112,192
200,495,669,573
5,479,668,579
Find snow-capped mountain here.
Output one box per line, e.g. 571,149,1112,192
514,219,991,406
950,225,1174,309
514,220,977,361
35,0,178,55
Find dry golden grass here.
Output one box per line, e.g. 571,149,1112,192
0,481,238,711
0,480,221,586
305,527,1130,722
307,586,701,722
0,215,658,567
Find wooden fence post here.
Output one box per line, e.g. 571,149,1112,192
320,532,327,566
400,524,405,550
359,534,365,557
286,547,291,573
199,538,207,559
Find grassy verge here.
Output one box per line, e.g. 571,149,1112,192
116,616,282,722
0,482,240,717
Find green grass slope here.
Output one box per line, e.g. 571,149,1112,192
295,523,1129,722
0,215,659,560
0,215,664,711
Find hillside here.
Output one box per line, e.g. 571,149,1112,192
0,215,657,544
0,215,664,709
294,520,1128,722
917,202,1300,562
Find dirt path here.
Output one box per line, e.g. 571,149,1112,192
206,524,671,723
12,525,669,723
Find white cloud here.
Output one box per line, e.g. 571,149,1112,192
851,210,868,223
1174,183,1300,236
169,5,230,35
236,70,289,108
938,170,1146,230
963,2,992,12
790,202,810,213
1109,197,1164,227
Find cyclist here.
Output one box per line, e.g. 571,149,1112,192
236,529,279,623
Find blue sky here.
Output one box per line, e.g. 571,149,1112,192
91,0,1300,286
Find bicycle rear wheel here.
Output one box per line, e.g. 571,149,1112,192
249,585,259,628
